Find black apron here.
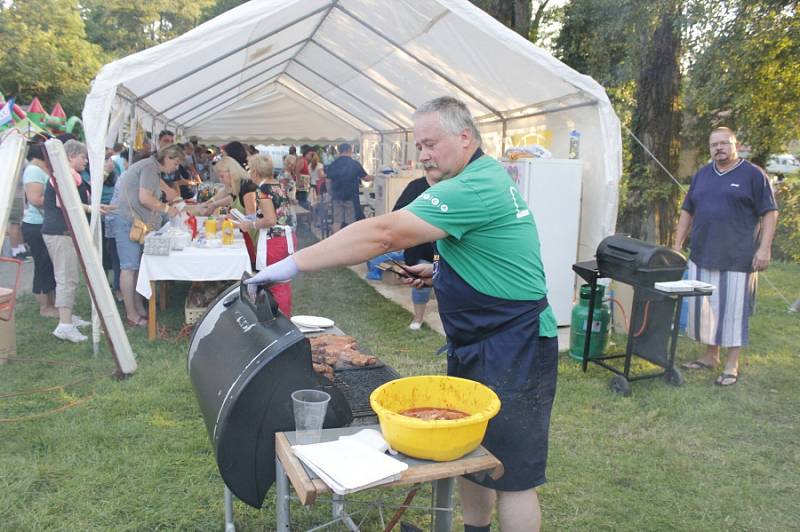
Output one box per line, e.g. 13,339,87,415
434,254,558,491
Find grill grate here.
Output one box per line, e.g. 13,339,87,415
324,365,400,418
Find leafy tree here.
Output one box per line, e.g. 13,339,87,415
684,1,800,165
622,0,684,244
773,181,800,262
469,0,533,37
200,0,250,23
0,0,103,117
82,0,215,56
556,0,685,243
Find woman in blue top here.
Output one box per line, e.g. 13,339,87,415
21,140,57,317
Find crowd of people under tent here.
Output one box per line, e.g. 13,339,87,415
10,129,390,342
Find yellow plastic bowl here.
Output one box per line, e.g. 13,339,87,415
369,375,501,461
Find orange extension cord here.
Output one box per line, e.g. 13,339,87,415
0,356,114,423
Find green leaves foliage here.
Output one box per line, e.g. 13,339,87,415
774,179,800,262
685,2,800,164
81,0,216,56
0,0,103,117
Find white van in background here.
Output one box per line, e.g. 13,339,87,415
766,153,800,180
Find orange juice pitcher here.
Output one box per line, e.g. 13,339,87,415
204,216,217,239
221,218,235,245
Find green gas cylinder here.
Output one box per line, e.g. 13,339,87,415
569,284,611,362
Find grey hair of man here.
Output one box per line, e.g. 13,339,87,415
412,97,482,148
63,139,87,159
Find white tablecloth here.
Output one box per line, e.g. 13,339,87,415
136,241,252,299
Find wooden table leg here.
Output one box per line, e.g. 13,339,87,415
148,281,157,341
159,281,168,312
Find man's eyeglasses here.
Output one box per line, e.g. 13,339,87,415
710,141,733,148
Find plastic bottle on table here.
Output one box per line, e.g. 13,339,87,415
187,215,198,240
568,129,581,159
221,218,235,245
204,216,217,239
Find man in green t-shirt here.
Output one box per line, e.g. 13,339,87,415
247,97,558,532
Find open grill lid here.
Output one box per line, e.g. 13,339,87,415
187,278,352,508
596,235,686,286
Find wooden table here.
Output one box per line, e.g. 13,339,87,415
274,425,503,531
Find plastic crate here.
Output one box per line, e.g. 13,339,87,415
143,233,172,256
185,297,206,325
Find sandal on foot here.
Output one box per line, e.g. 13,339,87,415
126,317,147,327
682,360,716,370
715,373,739,386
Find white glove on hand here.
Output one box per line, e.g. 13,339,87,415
244,256,300,288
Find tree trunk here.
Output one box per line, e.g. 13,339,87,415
530,0,551,42
619,2,683,245
470,0,533,37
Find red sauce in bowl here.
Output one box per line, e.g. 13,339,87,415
399,407,469,420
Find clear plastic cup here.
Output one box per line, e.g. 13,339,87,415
291,389,331,444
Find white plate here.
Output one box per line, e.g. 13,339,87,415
296,325,325,334
291,315,334,328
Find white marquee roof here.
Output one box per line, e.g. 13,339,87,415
83,0,622,258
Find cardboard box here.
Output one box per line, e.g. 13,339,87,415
0,314,15,362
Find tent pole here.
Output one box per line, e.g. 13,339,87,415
475,92,589,122
501,119,507,155
404,131,409,166
309,39,417,110
335,4,504,121
286,0,339,66
277,81,371,132
138,3,335,100
480,101,598,126
173,59,291,121
293,59,406,130
127,103,135,160
379,133,385,170
282,73,383,133
182,74,283,127
161,38,309,115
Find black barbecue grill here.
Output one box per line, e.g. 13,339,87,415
573,235,712,396
187,276,398,508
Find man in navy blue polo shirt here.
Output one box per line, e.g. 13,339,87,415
326,143,371,233
674,127,778,386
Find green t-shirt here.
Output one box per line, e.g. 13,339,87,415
406,155,557,337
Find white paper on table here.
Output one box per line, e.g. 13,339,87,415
654,280,715,292
292,439,408,495
338,429,390,453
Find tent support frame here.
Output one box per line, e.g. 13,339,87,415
162,38,309,116
176,58,291,122
277,80,373,133
501,119,507,155
292,59,405,130
309,39,417,111
138,2,334,100
335,4,504,121
282,73,383,133
481,100,598,126
183,74,282,128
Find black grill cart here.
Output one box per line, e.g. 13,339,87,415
572,236,714,396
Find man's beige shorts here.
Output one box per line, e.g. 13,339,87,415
332,200,355,226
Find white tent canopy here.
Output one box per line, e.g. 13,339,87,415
83,0,622,259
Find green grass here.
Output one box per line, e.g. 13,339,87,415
1,232,798,530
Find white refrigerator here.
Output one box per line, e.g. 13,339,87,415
501,159,583,325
